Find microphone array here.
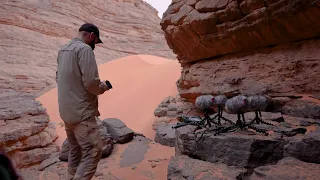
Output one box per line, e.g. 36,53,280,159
173,94,275,137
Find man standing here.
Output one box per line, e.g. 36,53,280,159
56,23,109,180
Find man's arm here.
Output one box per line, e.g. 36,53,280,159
78,47,106,95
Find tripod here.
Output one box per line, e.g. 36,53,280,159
209,106,235,126
213,113,269,136
248,111,274,126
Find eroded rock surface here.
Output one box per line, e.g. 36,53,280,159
160,0,320,121
175,125,285,168
167,155,246,180
154,95,196,118
154,124,176,147
250,157,320,180
103,118,135,144
284,128,320,164
174,113,320,168
175,39,320,112
0,89,59,168
0,0,175,96
161,0,320,63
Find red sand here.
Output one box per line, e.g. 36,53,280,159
36,55,181,179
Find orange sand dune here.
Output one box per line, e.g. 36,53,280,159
37,54,181,147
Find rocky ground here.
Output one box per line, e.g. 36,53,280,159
18,117,174,180
153,95,320,179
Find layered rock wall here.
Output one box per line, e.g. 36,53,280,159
0,90,59,168
161,0,320,63
0,0,175,96
161,0,320,179
161,0,320,118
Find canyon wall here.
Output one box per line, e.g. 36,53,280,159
161,0,320,118
0,0,175,96
159,0,320,178
0,0,174,168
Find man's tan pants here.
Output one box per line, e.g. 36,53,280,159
65,116,102,180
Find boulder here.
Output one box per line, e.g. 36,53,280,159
250,157,320,180
0,90,59,168
167,155,246,180
175,125,286,168
58,139,69,162
284,128,320,164
154,124,176,147
102,118,134,144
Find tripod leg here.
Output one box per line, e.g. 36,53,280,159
258,111,262,118
257,110,275,126
221,117,235,125
241,113,246,128
247,124,268,136
207,117,212,127
255,111,260,124
217,106,222,125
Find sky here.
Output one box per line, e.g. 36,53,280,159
143,0,171,18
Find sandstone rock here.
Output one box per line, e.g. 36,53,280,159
282,99,320,119
58,139,69,162
300,118,320,126
154,124,176,147
153,117,177,130
39,171,60,180
3,124,59,154
153,95,199,123
174,39,320,110
161,0,320,63
103,118,134,144
0,90,59,168
0,0,175,96
175,125,286,168
38,153,60,171
284,129,320,164
167,155,246,180
250,157,320,180
154,107,168,117
13,144,60,168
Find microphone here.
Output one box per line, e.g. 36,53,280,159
195,95,214,110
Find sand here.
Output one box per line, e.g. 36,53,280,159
36,54,181,179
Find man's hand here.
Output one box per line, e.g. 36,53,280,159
99,81,110,93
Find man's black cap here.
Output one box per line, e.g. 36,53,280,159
79,23,103,44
